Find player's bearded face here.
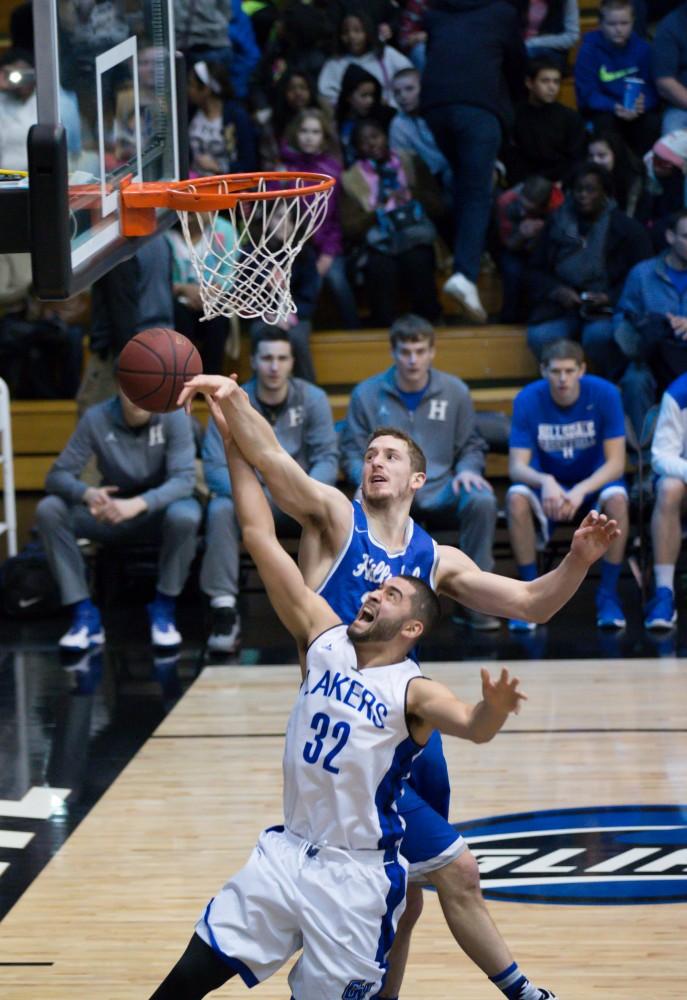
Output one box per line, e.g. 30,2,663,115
347,590,408,643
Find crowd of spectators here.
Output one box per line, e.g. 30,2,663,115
1,0,687,648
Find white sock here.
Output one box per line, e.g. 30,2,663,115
210,595,236,609
654,565,675,593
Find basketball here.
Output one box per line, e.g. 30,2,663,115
116,328,203,413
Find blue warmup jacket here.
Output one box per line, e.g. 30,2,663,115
574,29,658,113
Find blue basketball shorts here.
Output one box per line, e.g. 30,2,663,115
398,731,466,882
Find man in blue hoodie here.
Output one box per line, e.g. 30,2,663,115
574,0,660,155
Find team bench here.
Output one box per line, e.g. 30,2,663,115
7,326,535,491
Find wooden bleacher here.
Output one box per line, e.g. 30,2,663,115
7,325,535,491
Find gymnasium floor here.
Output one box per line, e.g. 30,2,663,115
0,571,686,998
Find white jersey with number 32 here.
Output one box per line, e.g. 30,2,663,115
283,624,423,853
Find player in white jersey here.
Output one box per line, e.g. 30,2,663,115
149,430,526,1000
178,374,620,1000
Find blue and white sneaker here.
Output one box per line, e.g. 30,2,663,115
59,606,105,651
508,618,537,633
644,587,677,630
147,596,182,647
595,589,626,629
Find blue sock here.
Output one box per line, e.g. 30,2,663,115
154,590,176,611
73,597,97,616
491,962,539,999
518,562,537,582
599,559,621,595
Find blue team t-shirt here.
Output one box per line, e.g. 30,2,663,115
665,264,687,298
510,374,625,486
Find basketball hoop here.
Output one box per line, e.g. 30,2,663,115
118,171,336,324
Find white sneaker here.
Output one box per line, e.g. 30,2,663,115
59,611,105,651
443,272,487,322
147,597,182,647
207,607,241,653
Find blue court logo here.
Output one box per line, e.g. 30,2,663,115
453,805,687,905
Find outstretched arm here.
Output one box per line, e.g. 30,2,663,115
435,510,621,623
220,417,339,655
179,375,350,532
407,668,526,746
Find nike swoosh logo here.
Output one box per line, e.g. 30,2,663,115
599,65,639,83
18,596,42,608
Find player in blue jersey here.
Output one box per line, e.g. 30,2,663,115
179,374,619,1000
507,339,629,633
150,428,528,1000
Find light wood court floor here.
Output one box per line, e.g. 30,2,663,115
0,658,685,999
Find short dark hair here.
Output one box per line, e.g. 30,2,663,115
400,575,441,637
541,339,585,366
569,160,614,197
600,0,634,17
668,209,687,232
521,175,554,206
526,57,562,80
366,427,427,475
250,323,293,355
389,314,435,349
392,67,419,84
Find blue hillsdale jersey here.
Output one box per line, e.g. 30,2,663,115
318,500,439,622
317,500,450,820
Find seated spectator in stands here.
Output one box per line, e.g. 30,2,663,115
0,293,84,399
200,326,338,653
526,162,652,379
35,386,201,651
574,0,661,156
586,128,648,217
496,175,565,322
644,369,687,629
0,48,80,168
422,0,527,323
269,70,319,155
167,215,237,374
340,120,442,327
335,64,393,167
642,129,687,240
389,67,453,191
521,0,580,70
187,60,257,178
398,0,429,71
318,9,412,109
614,209,687,442
505,57,587,184
507,338,629,631
280,109,358,329
174,0,232,74
652,0,687,134
340,313,499,629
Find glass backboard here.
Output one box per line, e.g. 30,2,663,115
27,0,186,298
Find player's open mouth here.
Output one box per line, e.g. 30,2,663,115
370,476,387,484
357,604,377,624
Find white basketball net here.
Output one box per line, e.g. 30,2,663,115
177,176,333,325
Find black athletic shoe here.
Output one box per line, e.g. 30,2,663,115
207,607,240,654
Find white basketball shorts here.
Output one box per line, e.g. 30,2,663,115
195,825,407,1000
